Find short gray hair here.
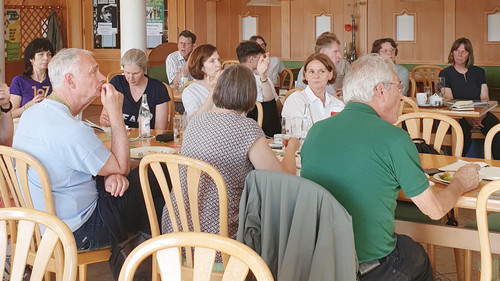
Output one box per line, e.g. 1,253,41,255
48,48,93,89
121,48,148,70
343,54,395,104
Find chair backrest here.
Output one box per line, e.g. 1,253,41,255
410,65,444,94
484,123,500,160
138,154,229,273
107,70,124,83
148,42,178,67
279,68,294,90
409,76,417,98
254,101,263,128
182,81,195,90
476,179,500,281
0,207,77,281
398,96,420,116
284,88,304,101
394,112,464,156
162,82,176,130
0,145,54,213
221,60,239,69
118,232,273,281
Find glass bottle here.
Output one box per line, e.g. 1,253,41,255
343,42,348,60
138,93,152,138
301,104,313,143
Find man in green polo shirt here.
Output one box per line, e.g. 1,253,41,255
301,54,480,281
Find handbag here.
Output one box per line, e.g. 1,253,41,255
412,138,439,155
109,232,152,281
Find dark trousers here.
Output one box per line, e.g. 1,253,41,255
73,168,167,251
460,112,500,159
360,235,433,281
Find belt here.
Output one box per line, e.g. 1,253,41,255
358,256,387,277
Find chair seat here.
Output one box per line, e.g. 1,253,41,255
395,201,442,225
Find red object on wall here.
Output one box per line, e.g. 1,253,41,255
345,24,352,32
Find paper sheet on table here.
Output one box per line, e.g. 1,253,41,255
439,160,488,171
479,167,500,181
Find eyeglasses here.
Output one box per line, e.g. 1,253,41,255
453,50,469,55
389,82,404,93
259,43,267,48
379,48,396,54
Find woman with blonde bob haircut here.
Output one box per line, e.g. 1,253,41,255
100,48,170,129
163,64,299,240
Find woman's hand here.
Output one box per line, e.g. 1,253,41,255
286,137,301,153
465,116,485,129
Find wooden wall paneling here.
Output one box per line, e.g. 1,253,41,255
177,0,186,31
281,1,291,59
168,0,179,41
357,0,368,57
484,7,500,45
67,0,83,48
443,0,456,63
268,5,282,59
206,1,217,45
412,1,444,64
215,0,231,59
186,0,194,31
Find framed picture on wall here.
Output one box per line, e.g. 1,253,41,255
93,0,120,48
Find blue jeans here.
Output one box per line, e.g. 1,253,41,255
73,204,111,251
360,234,433,281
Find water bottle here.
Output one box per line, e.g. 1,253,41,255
301,104,313,143
138,93,152,138
343,42,348,60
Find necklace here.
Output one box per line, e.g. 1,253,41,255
49,93,72,113
454,65,468,82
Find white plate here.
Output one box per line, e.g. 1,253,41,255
130,146,176,159
433,172,454,184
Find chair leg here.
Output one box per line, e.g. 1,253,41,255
455,248,465,281
427,244,437,280
464,250,472,281
79,264,87,281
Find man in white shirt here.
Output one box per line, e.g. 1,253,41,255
249,35,285,86
165,30,196,89
296,32,350,97
237,41,281,136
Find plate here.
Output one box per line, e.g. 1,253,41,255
130,146,176,159
433,172,454,184
269,142,282,149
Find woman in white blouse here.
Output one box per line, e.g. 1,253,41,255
282,53,345,123
182,44,222,119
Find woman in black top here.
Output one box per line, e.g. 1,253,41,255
439,38,500,159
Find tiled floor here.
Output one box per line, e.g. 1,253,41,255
81,104,484,281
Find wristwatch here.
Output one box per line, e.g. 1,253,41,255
1,101,12,113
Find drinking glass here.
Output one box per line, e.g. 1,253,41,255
282,117,301,148
423,86,431,104
174,114,186,144
437,77,446,97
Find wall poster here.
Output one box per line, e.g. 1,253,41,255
5,9,21,61
93,0,120,48
146,0,164,48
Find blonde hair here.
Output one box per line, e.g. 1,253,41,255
121,48,148,70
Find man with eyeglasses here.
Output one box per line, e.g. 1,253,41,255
371,38,409,96
249,35,285,86
301,54,479,281
166,30,196,89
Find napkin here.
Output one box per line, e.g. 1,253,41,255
451,100,474,111
479,167,500,181
439,160,488,171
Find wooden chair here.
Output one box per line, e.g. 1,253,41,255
138,154,229,281
476,179,500,281
283,88,304,102
279,68,294,90
0,145,111,281
398,96,420,116
107,70,124,83
221,60,239,69
0,207,77,281
484,123,500,160
182,80,195,89
409,76,417,98
163,82,176,130
395,112,464,156
394,112,464,277
410,65,443,95
255,101,263,128
118,232,273,281
148,42,178,67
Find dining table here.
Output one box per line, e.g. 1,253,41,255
97,128,179,167
402,99,498,118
